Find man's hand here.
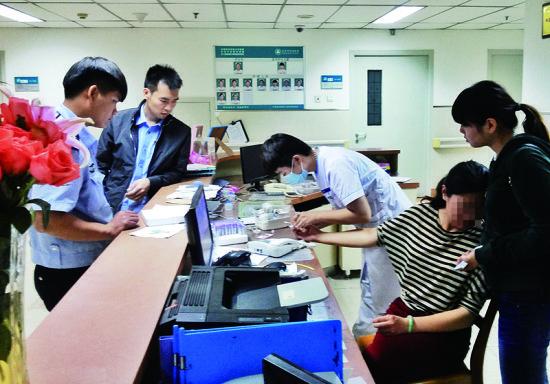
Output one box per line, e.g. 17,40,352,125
107,211,139,237
291,211,319,230
125,178,151,201
373,314,409,335
456,248,479,271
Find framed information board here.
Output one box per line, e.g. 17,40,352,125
215,46,304,111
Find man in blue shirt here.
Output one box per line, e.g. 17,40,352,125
29,57,140,311
97,65,191,213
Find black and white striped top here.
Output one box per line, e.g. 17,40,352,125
377,204,488,315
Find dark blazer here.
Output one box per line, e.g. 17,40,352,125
97,101,191,212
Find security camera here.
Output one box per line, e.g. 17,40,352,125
77,12,88,20
295,24,305,33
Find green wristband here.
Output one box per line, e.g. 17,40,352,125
407,315,414,333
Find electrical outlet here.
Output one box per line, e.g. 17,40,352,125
314,95,321,103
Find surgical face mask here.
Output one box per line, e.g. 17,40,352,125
281,159,308,185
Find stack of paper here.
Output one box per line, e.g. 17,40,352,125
166,184,221,202
141,204,190,226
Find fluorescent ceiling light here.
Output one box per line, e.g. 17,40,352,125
0,4,43,23
373,6,423,24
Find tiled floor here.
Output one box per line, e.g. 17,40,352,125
22,246,548,383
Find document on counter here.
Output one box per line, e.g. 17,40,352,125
166,184,221,201
141,204,190,226
130,224,186,239
391,176,412,183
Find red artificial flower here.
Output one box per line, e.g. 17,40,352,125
30,120,66,147
30,139,79,186
0,135,43,176
0,97,33,129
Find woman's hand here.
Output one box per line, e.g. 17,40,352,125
293,226,322,242
291,211,319,230
373,314,409,335
456,248,479,271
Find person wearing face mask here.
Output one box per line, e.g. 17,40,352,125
261,133,411,337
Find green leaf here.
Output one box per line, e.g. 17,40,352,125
11,207,32,234
27,198,51,228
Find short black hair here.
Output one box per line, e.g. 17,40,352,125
63,57,127,101
144,64,182,92
423,160,489,210
261,134,312,174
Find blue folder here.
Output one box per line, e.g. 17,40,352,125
169,320,342,384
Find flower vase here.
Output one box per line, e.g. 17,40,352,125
0,225,29,384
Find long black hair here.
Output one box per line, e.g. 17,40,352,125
452,80,549,142
422,160,489,209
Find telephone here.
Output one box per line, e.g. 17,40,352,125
247,238,306,258
263,183,296,195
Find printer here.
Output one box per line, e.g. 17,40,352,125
159,266,328,331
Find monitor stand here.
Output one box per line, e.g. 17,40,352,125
247,180,264,192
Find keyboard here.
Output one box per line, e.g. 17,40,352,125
212,219,248,246
248,193,287,201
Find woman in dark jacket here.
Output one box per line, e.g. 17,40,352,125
453,80,550,384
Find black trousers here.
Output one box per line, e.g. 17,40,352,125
34,264,88,311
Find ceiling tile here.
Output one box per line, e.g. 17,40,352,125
365,21,412,28
489,21,522,29
161,0,220,2
464,0,522,5
38,3,120,20
102,4,171,21
225,0,284,3
275,21,320,28
97,0,160,4
30,20,81,27
448,22,496,29
423,6,502,23
468,4,523,23
225,4,281,22
0,20,31,26
395,6,449,22
406,22,454,28
0,0,28,2
228,22,274,28
287,0,346,4
163,3,224,21
180,21,227,28
29,0,93,3
278,5,339,23
404,0,468,5
328,5,392,23
347,0,407,4
320,22,367,28
79,20,130,27
128,20,179,27
1,3,66,21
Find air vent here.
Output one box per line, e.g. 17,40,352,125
183,270,211,307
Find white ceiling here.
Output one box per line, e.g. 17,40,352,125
0,0,525,29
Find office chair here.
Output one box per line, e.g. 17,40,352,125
357,299,498,384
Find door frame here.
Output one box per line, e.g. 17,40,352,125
349,50,434,195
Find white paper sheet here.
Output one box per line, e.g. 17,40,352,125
130,224,186,239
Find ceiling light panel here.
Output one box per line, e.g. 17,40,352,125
225,4,282,22
0,4,43,22
373,6,423,23
2,3,63,21
391,6,449,22
163,4,224,21
328,5,393,23
278,5,339,23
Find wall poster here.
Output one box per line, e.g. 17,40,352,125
214,46,304,111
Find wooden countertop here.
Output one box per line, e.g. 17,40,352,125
27,178,374,384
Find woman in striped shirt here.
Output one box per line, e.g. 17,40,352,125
296,161,490,382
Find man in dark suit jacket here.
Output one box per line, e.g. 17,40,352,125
97,64,191,212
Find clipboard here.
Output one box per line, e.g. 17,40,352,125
226,120,249,144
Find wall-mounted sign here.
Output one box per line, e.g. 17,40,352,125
214,46,304,111
543,2,550,39
14,76,39,92
320,75,343,89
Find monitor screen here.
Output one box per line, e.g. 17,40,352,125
185,185,214,267
240,144,270,186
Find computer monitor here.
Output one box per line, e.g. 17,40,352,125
185,185,214,268
240,144,271,191
263,354,333,384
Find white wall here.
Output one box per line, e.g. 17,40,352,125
523,0,550,123
0,27,522,190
